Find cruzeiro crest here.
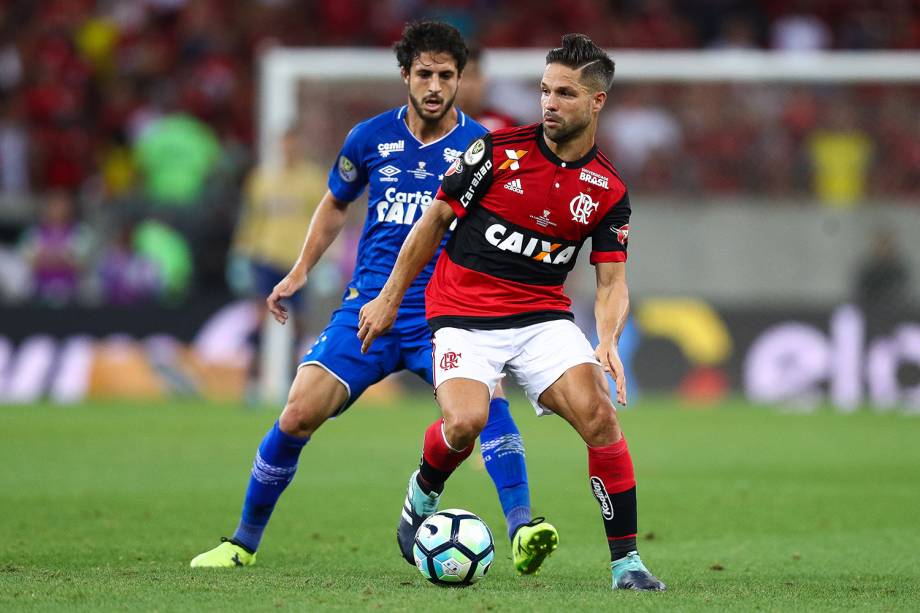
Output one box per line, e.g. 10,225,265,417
569,192,599,225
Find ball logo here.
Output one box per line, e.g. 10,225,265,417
441,558,462,576
590,476,614,520
614,223,629,246
440,351,461,370
570,192,599,225
445,158,462,176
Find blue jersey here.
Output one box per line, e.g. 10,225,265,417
327,106,486,315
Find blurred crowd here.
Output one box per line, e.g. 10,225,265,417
600,82,920,200
0,0,918,307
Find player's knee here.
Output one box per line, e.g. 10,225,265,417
444,411,488,450
278,396,327,438
579,395,621,447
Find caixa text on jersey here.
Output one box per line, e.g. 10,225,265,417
375,188,434,225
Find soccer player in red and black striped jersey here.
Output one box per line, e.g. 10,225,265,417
359,34,665,591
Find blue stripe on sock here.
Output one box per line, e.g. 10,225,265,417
233,421,309,552
481,398,532,542
506,505,532,540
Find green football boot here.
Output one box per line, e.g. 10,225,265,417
190,538,256,568
611,551,666,591
512,517,558,575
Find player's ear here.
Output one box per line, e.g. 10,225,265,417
593,90,607,113
401,67,410,85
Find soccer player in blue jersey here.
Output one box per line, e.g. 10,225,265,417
191,21,557,573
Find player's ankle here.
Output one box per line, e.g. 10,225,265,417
415,470,444,495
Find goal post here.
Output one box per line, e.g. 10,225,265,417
259,48,920,165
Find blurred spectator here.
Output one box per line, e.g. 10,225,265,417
229,127,325,384
133,219,193,302
96,223,162,305
807,102,872,207
0,97,29,194
770,2,832,51
854,227,911,336
0,245,30,303
455,46,519,131
18,190,90,305
602,87,682,181
709,14,760,49
0,41,23,91
134,112,221,206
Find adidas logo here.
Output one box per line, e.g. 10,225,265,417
504,178,524,194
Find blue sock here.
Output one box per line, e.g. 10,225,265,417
232,421,309,552
480,398,531,541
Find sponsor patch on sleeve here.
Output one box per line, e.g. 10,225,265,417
338,156,357,182
463,138,485,166
445,158,462,177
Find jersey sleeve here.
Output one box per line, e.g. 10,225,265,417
435,134,494,219
327,124,369,202
590,191,631,264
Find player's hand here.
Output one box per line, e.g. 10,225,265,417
596,343,627,407
357,295,398,353
266,268,307,325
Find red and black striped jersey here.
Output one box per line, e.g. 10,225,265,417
427,122,630,331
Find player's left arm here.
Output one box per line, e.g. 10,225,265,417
594,261,630,407
590,189,631,406
357,200,456,353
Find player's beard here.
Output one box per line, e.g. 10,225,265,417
409,91,457,124
543,109,591,144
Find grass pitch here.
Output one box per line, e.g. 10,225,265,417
1,395,918,611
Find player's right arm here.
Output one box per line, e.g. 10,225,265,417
357,134,494,351
267,123,370,324
266,190,350,324
357,200,455,352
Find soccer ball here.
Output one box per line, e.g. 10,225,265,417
412,508,495,586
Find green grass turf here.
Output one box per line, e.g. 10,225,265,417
1,396,919,612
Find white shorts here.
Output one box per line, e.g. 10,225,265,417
432,319,601,416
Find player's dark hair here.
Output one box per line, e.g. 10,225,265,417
545,33,615,92
394,21,469,75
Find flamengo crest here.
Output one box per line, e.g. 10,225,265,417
440,351,461,370
570,192,599,224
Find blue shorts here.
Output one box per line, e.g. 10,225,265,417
299,306,433,414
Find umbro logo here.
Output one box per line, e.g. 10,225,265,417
503,178,524,194
378,165,400,182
